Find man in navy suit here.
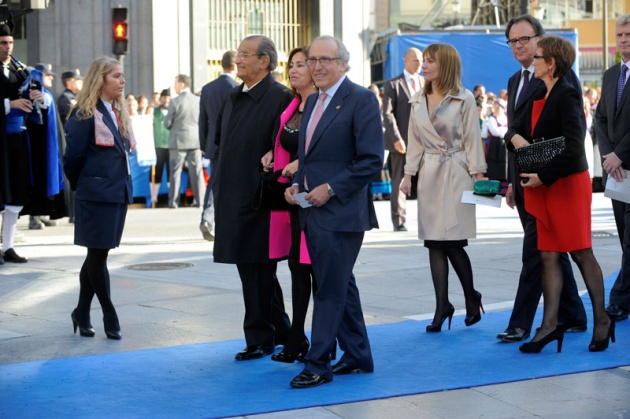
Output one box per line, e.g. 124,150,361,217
198,50,238,241
286,35,383,388
498,14,587,342
382,47,423,231
595,14,630,322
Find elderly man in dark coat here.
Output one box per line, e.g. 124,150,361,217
213,35,293,360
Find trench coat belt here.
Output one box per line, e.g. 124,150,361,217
425,146,464,231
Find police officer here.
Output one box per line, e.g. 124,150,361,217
57,69,83,127
57,69,83,223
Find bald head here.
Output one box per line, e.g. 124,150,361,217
404,47,422,75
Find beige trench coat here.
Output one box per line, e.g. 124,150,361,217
404,88,487,241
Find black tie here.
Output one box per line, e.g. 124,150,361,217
516,70,530,107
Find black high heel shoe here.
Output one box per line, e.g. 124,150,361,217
464,291,485,327
271,338,310,363
426,304,455,332
519,326,565,353
589,317,616,352
105,330,122,340
71,311,95,337
103,313,122,340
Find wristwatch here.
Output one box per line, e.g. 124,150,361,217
327,183,335,197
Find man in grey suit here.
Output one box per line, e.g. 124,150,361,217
382,47,423,231
198,51,238,241
595,14,630,322
164,74,205,209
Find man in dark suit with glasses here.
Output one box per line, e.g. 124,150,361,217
498,14,587,343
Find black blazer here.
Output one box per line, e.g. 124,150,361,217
595,61,630,167
506,68,583,142
382,72,422,151
199,74,239,159
63,100,133,204
505,76,587,187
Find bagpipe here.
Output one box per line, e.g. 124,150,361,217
12,55,44,125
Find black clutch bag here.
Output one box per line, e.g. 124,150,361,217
255,169,293,211
513,136,566,174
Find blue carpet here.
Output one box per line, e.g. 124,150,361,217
1,273,629,419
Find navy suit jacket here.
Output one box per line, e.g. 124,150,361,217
63,100,133,204
595,62,630,167
295,77,383,232
199,74,239,158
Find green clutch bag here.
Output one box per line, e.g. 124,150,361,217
473,180,501,196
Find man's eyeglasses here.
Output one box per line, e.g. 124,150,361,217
533,54,545,60
506,35,538,46
236,52,260,59
306,57,340,67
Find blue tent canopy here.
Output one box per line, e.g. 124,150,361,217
385,31,579,95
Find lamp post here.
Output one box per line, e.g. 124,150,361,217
452,0,460,25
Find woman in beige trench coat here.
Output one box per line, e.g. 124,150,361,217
400,43,487,333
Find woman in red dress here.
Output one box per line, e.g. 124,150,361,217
505,36,614,353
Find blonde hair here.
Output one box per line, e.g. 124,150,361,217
422,43,463,97
73,56,130,138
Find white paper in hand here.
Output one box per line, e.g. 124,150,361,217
461,190,502,207
604,170,630,204
294,192,313,208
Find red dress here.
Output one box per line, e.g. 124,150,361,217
524,98,592,252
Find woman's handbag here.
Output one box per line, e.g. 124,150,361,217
513,136,566,174
255,169,293,211
473,180,501,196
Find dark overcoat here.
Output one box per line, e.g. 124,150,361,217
213,73,293,264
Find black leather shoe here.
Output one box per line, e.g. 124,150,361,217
606,304,629,321
2,248,27,263
394,225,408,232
558,320,588,332
290,371,331,388
497,327,530,342
105,330,122,340
271,338,309,364
565,324,588,332
234,345,274,361
331,362,374,375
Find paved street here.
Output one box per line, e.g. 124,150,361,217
1,193,629,418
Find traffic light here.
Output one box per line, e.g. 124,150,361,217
112,7,128,56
